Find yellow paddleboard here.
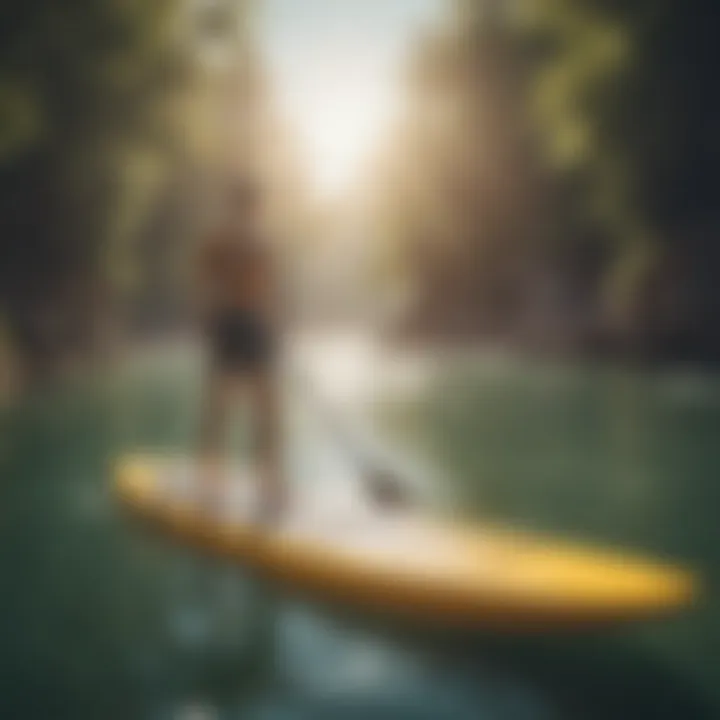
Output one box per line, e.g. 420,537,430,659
115,454,698,631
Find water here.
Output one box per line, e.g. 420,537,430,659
0,347,717,719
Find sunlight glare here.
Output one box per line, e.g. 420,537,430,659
260,0,445,199
285,69,393,197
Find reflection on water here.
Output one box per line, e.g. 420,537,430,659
0,346,717,719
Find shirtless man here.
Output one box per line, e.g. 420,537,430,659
196,177,284,519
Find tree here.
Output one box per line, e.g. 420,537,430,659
512,0,720,357
0,0,267,375
372,0,547,341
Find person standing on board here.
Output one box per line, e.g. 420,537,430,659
196,176,285,520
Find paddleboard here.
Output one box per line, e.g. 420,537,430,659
115,454,697,631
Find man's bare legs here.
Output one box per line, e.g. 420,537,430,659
249,368,286,520
198,368,231,507
198,366,284,519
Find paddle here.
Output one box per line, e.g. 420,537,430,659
291,368,419,510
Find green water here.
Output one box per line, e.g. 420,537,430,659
0,350,717,719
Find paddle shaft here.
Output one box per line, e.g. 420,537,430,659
289,367,415,508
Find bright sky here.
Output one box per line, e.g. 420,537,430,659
258,0,445,198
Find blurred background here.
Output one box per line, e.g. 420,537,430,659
0,0,719,718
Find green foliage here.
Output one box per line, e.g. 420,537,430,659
0,0,209,371
378,0,720,359
512,0,720,353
